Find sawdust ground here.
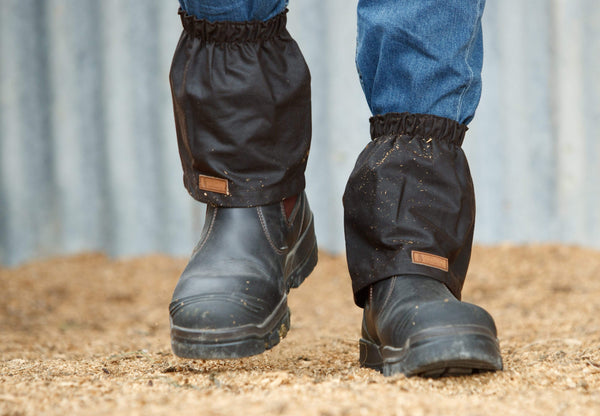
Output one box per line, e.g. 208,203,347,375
1,245,600,415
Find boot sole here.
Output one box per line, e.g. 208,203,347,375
360,324,503,377
170,217,318,359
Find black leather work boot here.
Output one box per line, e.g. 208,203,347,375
344,112,503,377
168,9,316,359
169,192,317,359
360,275,502,377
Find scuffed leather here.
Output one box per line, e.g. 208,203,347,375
169,192,315,331
362,276,498,349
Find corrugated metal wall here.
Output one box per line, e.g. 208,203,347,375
467,0,600,247
1,0,599,266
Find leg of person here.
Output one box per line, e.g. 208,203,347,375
343,0,502,377
168,0,318,359
178,0,286,21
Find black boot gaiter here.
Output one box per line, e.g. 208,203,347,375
170,9,312,207
343,112,475,307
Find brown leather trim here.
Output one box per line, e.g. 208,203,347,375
199,175,229,195
411,251,449,272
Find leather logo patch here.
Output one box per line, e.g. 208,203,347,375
411,251,449,272
199,175,229,195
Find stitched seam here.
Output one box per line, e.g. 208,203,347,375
192,206,218,255
257,207,286,255
455,0,483,122
171,293,266,315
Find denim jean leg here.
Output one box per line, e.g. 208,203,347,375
178,0,288,21
356,0,486,124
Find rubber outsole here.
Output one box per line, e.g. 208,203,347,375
360,325,503,378
171,308,292,359
170,219,318,360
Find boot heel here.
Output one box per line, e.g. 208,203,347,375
359,338,384,371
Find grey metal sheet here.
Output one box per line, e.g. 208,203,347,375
1,0,599,266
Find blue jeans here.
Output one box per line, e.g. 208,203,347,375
178,0,485,124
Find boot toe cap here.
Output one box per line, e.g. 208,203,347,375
381,299,498,348
172,291,279,329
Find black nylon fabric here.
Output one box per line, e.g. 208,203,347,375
170,9,311,207
343,113,475,307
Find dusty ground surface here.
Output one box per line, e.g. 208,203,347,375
1,245,600,415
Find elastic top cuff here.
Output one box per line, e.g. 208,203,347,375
369,112,468,146
179,8,288,42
